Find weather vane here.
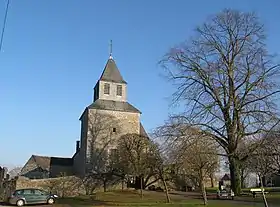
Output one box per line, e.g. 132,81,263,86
109,40,113,59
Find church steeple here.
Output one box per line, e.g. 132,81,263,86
99,58,127,84
93,43,127,102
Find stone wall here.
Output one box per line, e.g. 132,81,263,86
73,109,88,177
98,80,127,102
87,108,140,147
2,175,126,199
3,176,85,198
78,109,140,175
103,110,140,136
0,166,9,201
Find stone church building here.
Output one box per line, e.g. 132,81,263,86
20,54,148,179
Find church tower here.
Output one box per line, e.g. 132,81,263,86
73,45,148,177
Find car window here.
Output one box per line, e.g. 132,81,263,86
34,189,41,195
23,189,34,195
14,190,24,195
34,189,47,195
41,190,48,195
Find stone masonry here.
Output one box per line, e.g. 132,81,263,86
73,56,147,177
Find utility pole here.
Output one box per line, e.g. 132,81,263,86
0,0,10,53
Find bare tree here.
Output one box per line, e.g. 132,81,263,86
149,142,173,203
267,130,280,174
116,133,158,198
160,9,280,194
83,110,122,194
184,138,219,205
248,131,280,184
155,118,219,205
247,144,277,207
238,160,251,188
176,134,218,205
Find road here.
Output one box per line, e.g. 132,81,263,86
0,203,69,207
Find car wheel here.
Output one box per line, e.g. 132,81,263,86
16,199,24,207
47,198,55,205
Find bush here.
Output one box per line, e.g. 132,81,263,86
148,185,156,191
155,187,163,192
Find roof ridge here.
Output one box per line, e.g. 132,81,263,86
32,154,50,158
88,99,141,114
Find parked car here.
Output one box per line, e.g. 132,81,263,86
7,188,58,206
216,189,234,200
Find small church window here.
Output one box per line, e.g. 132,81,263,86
104,83,110,95
117,85,122,96
113,127,116,132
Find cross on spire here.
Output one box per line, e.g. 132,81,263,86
109,40,113,59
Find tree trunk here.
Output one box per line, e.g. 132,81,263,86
103,179,107,192
140,176,143,199
200,179,207,205
121,179,124,191
262,176,266,187
240,170,245,189
259,174,269,207
199,169,207,205
210,174,214,188
162,176,171,203
229,156,241,195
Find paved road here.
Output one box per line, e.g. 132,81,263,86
0,202,64,207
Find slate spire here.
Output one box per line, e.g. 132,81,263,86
99,41,127,84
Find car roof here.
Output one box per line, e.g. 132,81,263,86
15,188,44,191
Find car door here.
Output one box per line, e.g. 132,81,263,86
23,189,36,204
33,189,48,204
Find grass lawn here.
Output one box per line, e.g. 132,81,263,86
56,190,279,207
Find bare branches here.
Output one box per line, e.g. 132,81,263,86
160,9,280,194
116,133,154,179
160,9,279,147
154,118,219,205
83,110,121,193
116,133,159,198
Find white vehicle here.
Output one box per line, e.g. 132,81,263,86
217,189,234,200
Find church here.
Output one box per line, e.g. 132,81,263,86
20,52,148,179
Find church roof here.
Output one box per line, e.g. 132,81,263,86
87,99,141,114
221,173,231,181
22,155,73,173
99,58,127,84
32,155,51,171
140,123,149,137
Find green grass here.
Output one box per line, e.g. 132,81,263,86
56,190,277,207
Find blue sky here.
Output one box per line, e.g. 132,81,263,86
0,0,280,167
